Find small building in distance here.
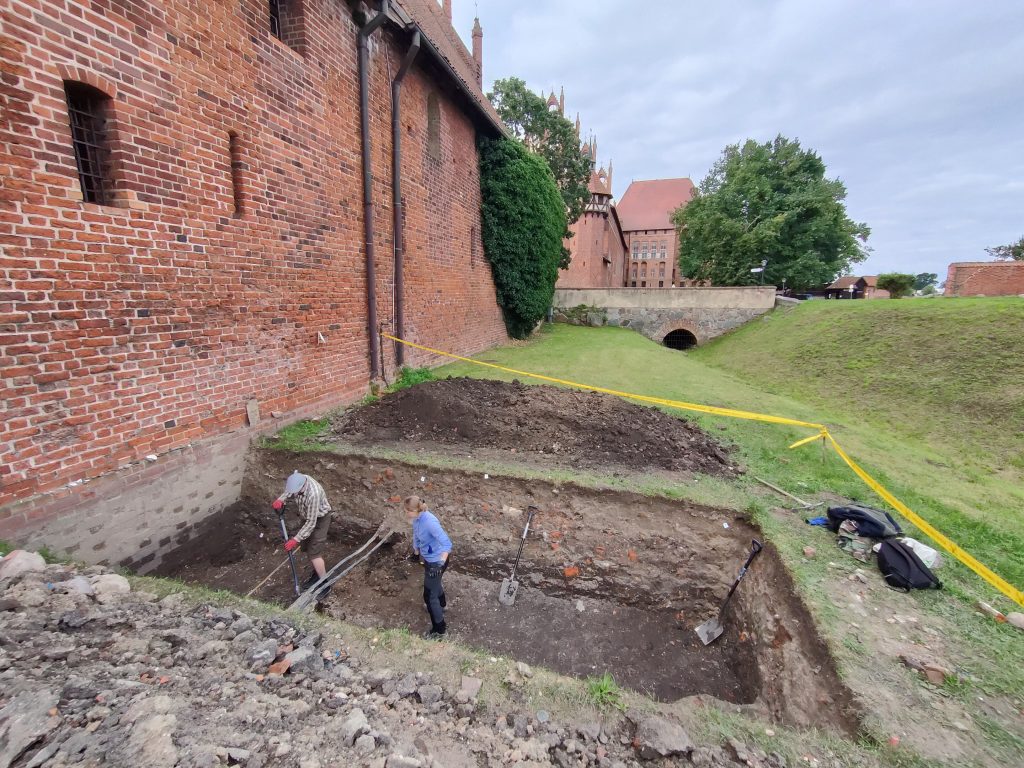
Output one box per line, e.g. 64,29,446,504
556,137,628,289
944,261,1024,296
617,178,696,288
824,276,890,299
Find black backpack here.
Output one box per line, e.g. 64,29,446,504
877,540,942,592
827,503,902,539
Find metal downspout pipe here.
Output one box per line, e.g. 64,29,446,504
391,29,420,367
357,1,389,379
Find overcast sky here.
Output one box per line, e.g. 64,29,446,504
451,0,1024,279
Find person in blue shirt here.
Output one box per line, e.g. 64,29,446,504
405,495,452,638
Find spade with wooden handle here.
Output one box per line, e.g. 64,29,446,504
499,505,537,606
695,539,763,645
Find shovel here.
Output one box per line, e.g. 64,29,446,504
499,505,538,606
275,507,301,596
695,539,763,645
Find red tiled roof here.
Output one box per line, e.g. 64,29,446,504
616,178,695,232
861,275,879,287
392,0,504,131
828,276,858,289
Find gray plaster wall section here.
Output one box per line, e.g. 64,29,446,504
8,431,249,574
553,287,777,310
552,287,776,345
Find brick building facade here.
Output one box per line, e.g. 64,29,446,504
944,261,1024,297
0,0,507,567
556,138,627,289
617,178,695,288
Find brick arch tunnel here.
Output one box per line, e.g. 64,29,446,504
663,328,698,350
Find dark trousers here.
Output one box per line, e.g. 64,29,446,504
422,561,447,633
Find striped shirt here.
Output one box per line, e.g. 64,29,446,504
276,475,332,543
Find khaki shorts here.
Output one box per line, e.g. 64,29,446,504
300,513,332,558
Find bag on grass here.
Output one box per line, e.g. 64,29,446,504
836,533,874,563
826,503,902,539
876,539,942,592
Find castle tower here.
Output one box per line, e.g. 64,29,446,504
559,86,565,115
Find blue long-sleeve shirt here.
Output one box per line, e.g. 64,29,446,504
412,510,452,564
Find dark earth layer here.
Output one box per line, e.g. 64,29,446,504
157,451,860,734
331,378,740,476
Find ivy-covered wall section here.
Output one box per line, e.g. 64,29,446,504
479,137,567,339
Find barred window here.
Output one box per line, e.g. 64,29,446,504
269,0,305,52
64,81,114,206
269,0,282,38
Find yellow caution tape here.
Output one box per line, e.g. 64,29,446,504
382,334,1024,607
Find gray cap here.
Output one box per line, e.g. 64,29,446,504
284,471,307,496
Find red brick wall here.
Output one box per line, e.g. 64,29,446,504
0,0,506,518
557,209,627,289
944,261,1024,297
625,229,678,287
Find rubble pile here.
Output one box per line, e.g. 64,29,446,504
0,551,790,767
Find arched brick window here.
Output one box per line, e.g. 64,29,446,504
63,81,114,206
427,93,441,161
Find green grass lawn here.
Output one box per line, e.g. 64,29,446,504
436,321,1024,604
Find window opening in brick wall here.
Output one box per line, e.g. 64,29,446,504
269,0,306,52
228,131,244,217
64,81,114,206
427,93,441,161
269,0,282,38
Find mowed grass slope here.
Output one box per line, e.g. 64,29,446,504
693,297,1024,468
435,322,1024,605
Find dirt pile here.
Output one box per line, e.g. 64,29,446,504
333,379,739,476
2,553,790,768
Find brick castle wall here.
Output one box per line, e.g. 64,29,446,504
944,261,1024,297
1,0,507,561
557,211,627,289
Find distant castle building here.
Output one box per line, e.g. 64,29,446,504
551,89,695,289
617,178,696,288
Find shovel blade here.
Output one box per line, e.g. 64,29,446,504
498,577,519,606
695,616,724,645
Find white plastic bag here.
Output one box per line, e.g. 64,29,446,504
899,536,942,568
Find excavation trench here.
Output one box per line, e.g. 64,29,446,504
157,450,859,734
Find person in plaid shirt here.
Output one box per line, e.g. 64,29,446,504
272,471,333,589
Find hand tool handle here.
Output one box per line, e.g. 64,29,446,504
508,506,538,582
719,539,763,610
276,507,301,596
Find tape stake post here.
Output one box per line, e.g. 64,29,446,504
384,334,1024,608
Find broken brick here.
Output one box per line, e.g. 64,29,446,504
563,566,579,579
627,549,638,562
268,659,291,676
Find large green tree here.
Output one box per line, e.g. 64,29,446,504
673,136,869,289
985,236,1024,261
479,137,566,339
914,272,939,291
488,78,592,228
